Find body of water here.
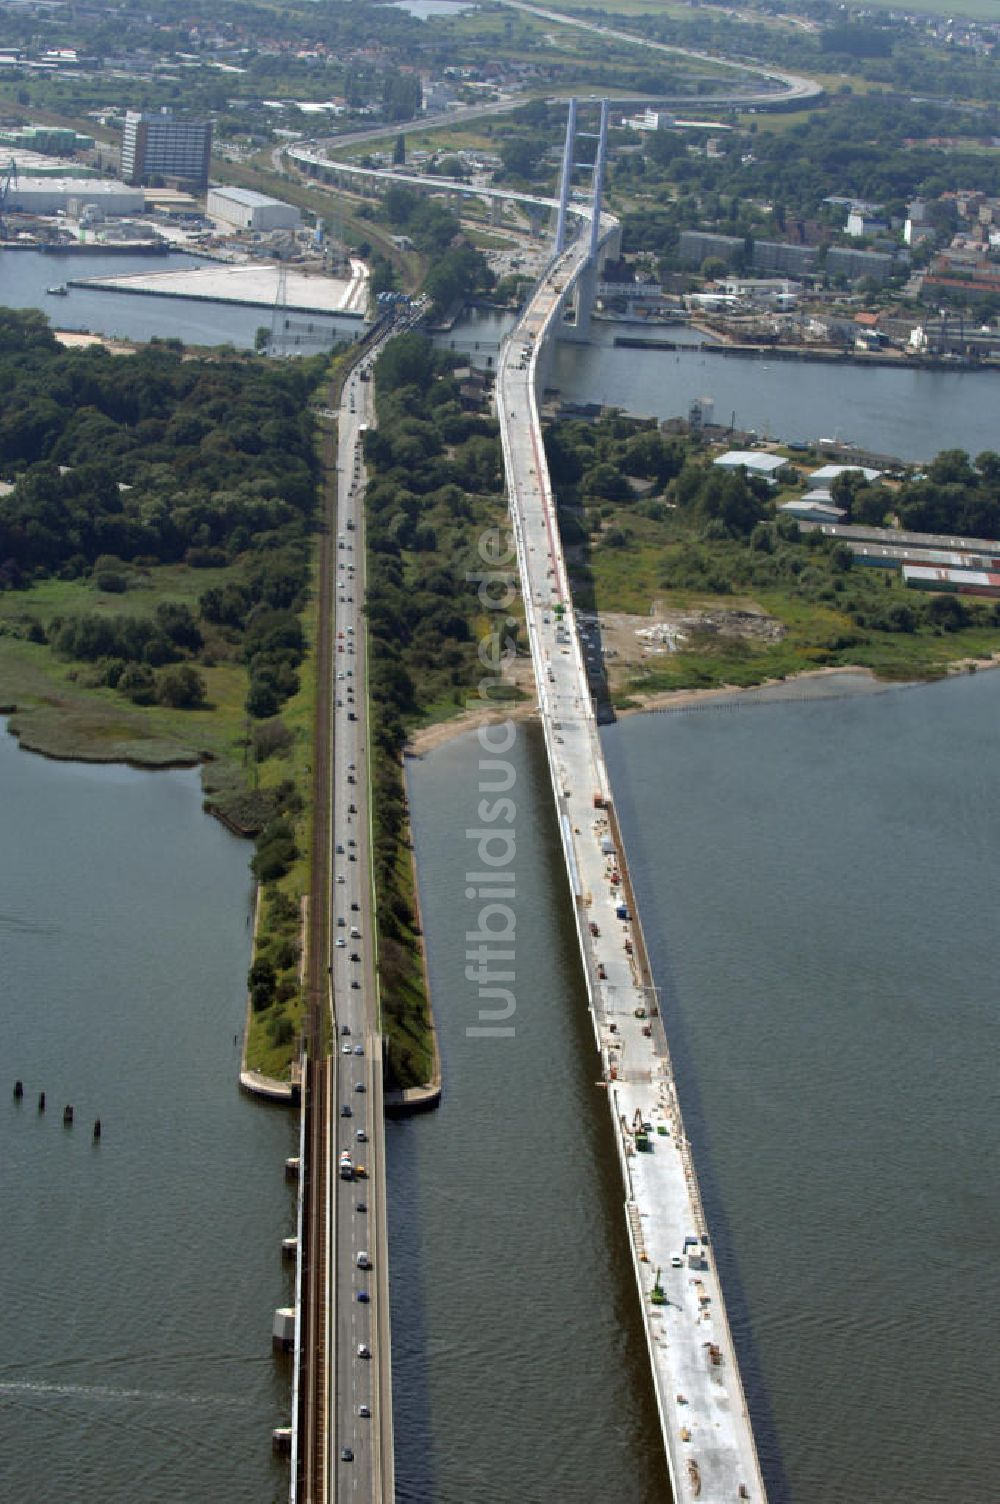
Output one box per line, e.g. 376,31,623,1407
0,248,365,351
403,674,1000,1502
0,725,295,1502
394,725,668,1504
440,310,1000,462
555,324,1000,462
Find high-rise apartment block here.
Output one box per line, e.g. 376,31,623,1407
121,109,212,188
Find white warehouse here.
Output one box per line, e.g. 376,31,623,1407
206,186,301,233
7,178,145,215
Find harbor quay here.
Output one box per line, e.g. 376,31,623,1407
67,259,369,317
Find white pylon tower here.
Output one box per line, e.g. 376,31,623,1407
554,97,577,256
587,99,609,267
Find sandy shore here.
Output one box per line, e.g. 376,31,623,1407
617,664,891,716
404,655,1000,754
405,699,539,756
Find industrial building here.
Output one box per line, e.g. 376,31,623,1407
5,177,144,215
903,564,1000,598
121,109,211,188
808,463,881,484
778,496,846,523
0,148,98,180
714,449,788,480
0,125,94,154
797,521,1000,560
206,186,301,233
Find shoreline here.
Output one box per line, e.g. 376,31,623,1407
404,655,1000,754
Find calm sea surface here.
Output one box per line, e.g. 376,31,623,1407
0,725,294,1502
398,672,1000,1503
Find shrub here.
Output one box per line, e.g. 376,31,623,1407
156,663,207,708
249,957,276,1012
118,662,156,705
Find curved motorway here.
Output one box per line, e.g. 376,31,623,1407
500,0,822,106
283,0,821,181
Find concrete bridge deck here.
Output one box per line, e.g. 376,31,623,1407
496,227,768,1502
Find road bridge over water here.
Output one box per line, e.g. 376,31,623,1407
492,103,770,1502
277,8,824,1472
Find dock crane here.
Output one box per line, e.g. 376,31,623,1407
0,158,17,241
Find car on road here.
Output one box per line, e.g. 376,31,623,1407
357,1404,371,1418
341,1104,352,1117
351,979,360,989
356,1127,367,1141
348,712,357,721
356,1201,367,1213
671,1254,684,1268
337,874,346,884
355,1080,366,1092
341,1023,351,1035
356,1251,371,1269
354,1043,364,1055
350,951,360,962
357,1289,369,1303
357,1344,371,1359
342,1043,352,1055
336,937,346,948
341,1447,354,1462
351,901,360,911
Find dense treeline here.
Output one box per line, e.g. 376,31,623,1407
831,450,1000,541
376,189,495,316
363,332,510,1086
0,312,318,576
0,309,327,887
0,308,323,733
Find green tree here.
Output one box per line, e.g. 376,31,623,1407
500,137,540,180
156,663,207,708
